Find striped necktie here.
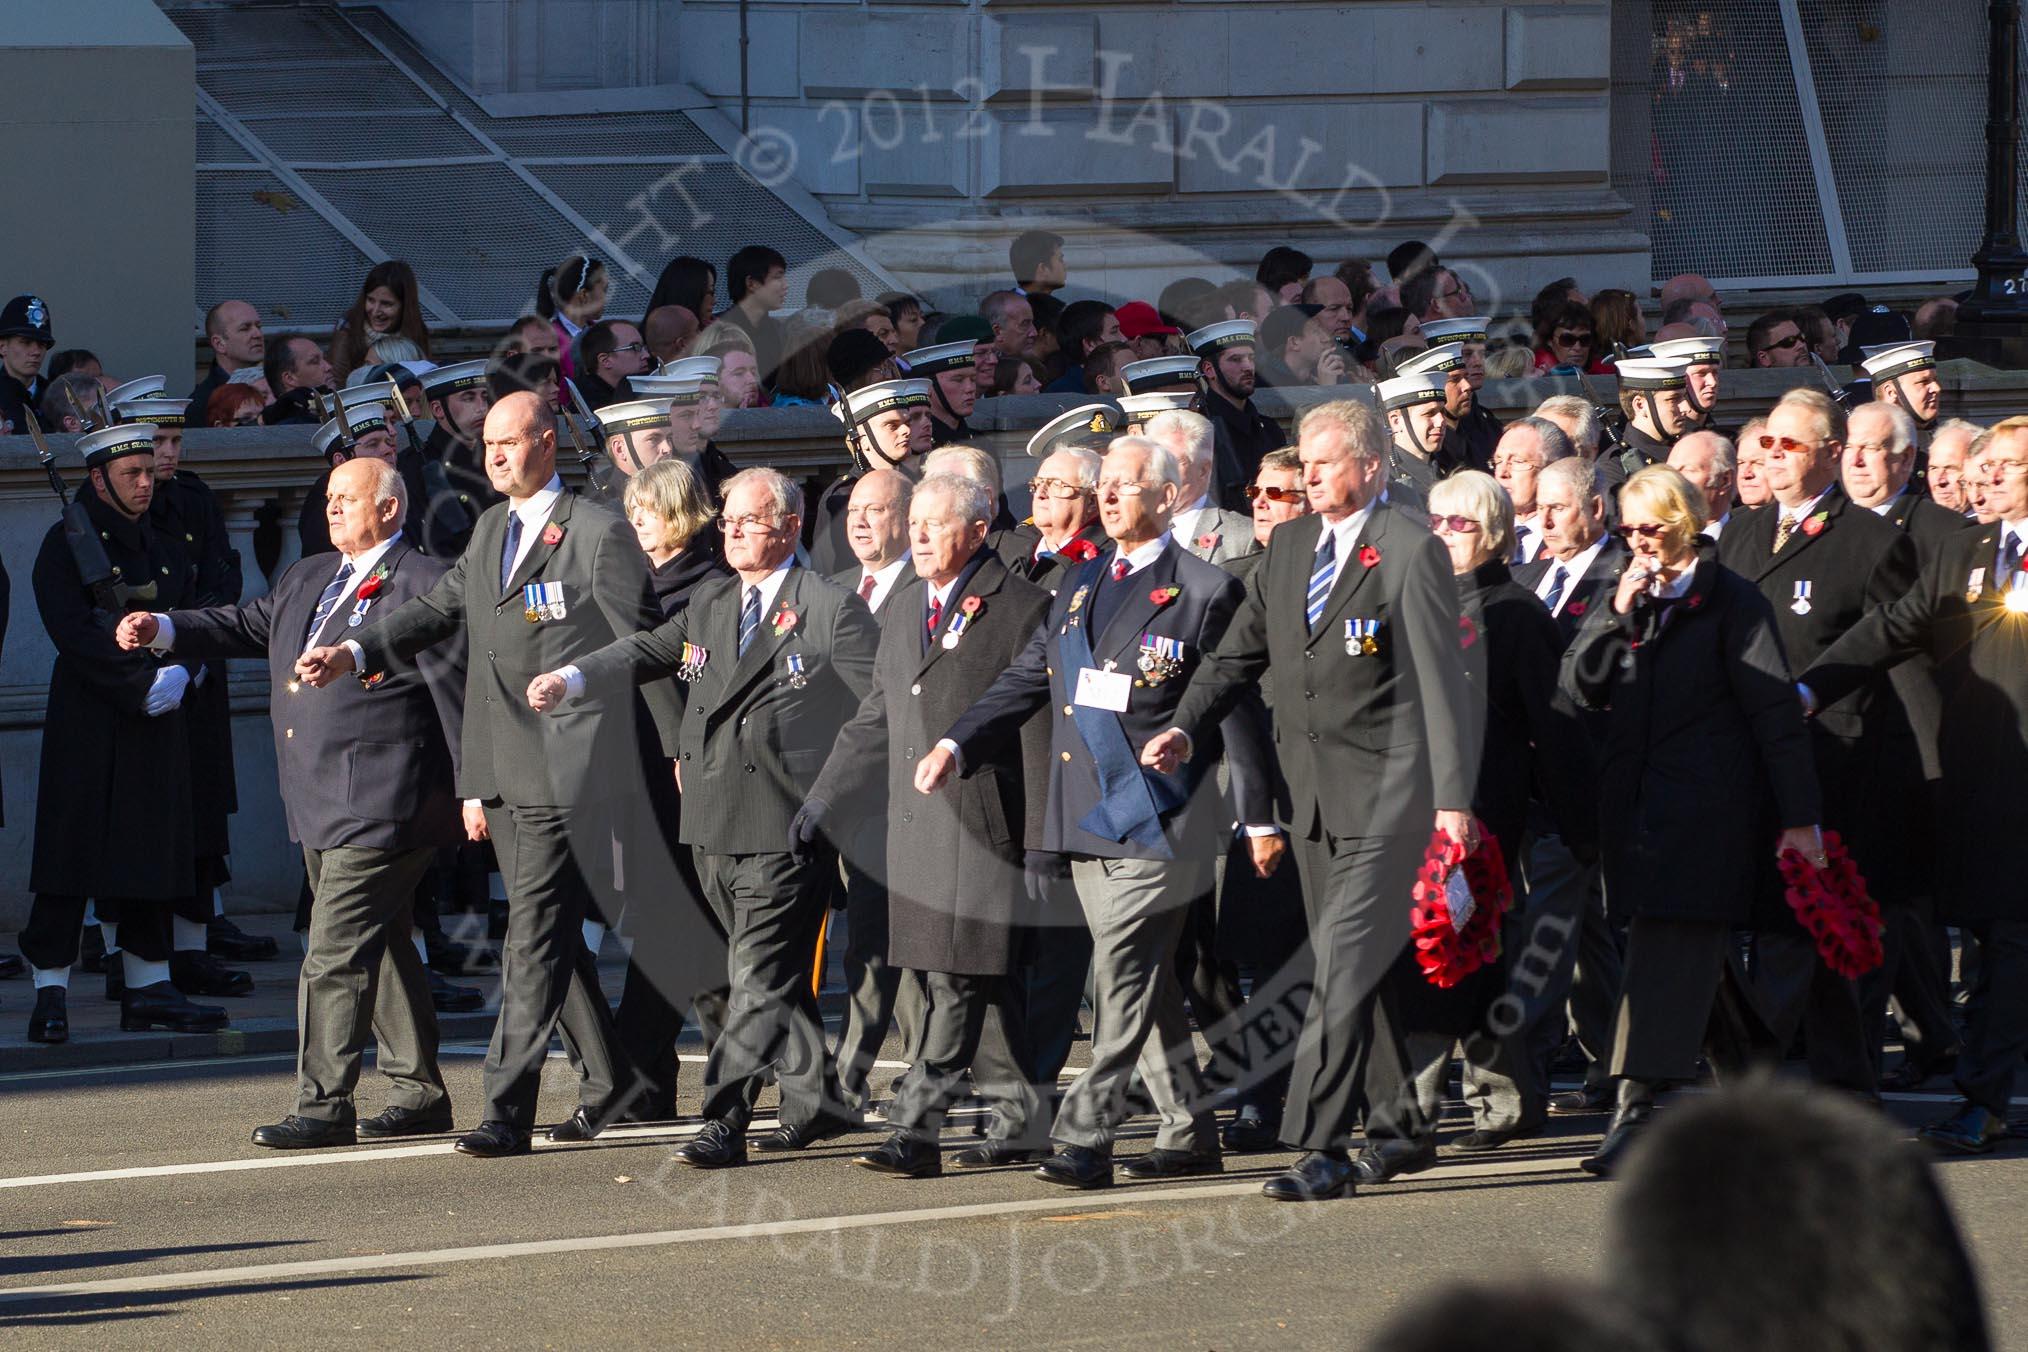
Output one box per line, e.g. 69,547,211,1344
1771,512,1798,555
302,560,354,653
1306,532,1337,630
1542,562,1568,613
737,585,761,655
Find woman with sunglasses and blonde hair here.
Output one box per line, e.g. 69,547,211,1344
1562,464,1825,1177
1399,470,1596,1154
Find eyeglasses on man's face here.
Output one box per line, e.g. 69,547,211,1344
1245,484,1305,504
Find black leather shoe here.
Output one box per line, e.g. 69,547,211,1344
78,926,107,974
104,964,124,1003
429,969,486,1013
1352,1138,1438,1184
455,1120,531,1158
252,1115,356,1149
1579,1103,1656,1176
1261,1150,1356,1202
170,950,254,998
1221,1112,1281,1154
545,1106,603,1143
1450,1122,1546,1153
208,915,280,961
949,1141,1047,1170
1034,1145,1113,1190
1121,1148,1224,1181
357,1104,454,1139
1549,1085,1613,1115
754,1113,857,1152
121,981,228,1032
26,987,67,1043
1919,1102,2007,1156
854,1133,942,1178
675,1119,747,1169
0,953,23,979
1882,1053,1962,1093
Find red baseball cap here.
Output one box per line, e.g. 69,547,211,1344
1115,301,1181,341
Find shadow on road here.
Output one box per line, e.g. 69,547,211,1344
0,1238,309,1280
0,1272,423,1327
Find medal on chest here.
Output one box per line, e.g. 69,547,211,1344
1136,632,1184,683
1345,618,1379,656
677,642,709,682
1966,568,1986,603
524,580,566,622
785,652,809,689
1791,580,1813,616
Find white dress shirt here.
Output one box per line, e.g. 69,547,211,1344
857,555,909,612
560,559,792,702
1774,486,1831,538
503,476,566,582
1110,534,1170,577
1171,496,1219,547
1535,536,1605,616
1315,500,1377,568
153,532,405,654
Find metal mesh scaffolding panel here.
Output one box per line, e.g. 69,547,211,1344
196,116,257,166
297,164,651,324
197,170,375,329
170,7,375,65
488,113,724,160
1646,1,1835,281
235,109,490,164
201,62,439,118
343,7,493,125
1800,0,2024,275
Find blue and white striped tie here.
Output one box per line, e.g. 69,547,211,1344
302,560,354,653
1306,533,1337,631
738,585,761,655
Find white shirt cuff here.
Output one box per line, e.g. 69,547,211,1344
148,614,175,651
935,737,964,775
341,638,366,670
559,665,586,701
463,798,481,808
1241,823,1280,838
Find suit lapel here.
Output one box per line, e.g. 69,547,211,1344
502,491,574,602
718,565,804,703
1096,544,1176,664
1308,508,1387,645
1754,486,1842,582
916,552,1002,680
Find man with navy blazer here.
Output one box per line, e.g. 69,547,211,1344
122,459,466,1147
918,436,1278,1190
1145,400,1480,1203
298,392,680,1159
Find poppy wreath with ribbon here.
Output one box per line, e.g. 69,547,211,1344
1776,829,1885,978
1408,822,1513,988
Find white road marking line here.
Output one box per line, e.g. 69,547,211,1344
0,1154,1585,1303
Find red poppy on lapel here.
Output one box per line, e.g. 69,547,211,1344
356,571,386,601
1196,533,1219,550
541,523,564,546
1567,599,1587,617
1457,614,1478,650
772,608,798,636
1801,512,1827,537
1149,585,1181,607
1062,539,1099,563
1359,545,1381,568
960,595,983,616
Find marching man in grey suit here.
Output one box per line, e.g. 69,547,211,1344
121,459,465,1148
529,467,879,1168
1144,399,1480,1203
918,436,1279,1191
1145,409,1258,567
298,391,678,1158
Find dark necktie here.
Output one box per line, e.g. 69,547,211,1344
738,585,761,655
1307,532,1338,630
500,511,524,593
303,560,354,653
926,594,943,640
1111,560,1129,582
1543,562,1568,613
2003,532,2025,586
857,574,877,605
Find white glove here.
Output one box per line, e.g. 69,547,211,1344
145,665,191,717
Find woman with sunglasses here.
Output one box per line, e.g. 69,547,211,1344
1398,471,1595,1152
1563,465,1825,1176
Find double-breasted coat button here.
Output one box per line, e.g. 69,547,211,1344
1061,751,1072,762
744,763,756,773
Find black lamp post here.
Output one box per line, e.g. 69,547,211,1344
1951,0,2028,367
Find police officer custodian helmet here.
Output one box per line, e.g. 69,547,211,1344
0,294,54,345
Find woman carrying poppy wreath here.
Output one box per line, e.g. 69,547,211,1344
329,260,432,385
1396,471,1597,1152
1561,465,1826,1176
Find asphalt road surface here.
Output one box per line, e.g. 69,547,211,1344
6,1043,2028,1350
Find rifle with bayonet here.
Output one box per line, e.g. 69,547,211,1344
561,378,611,495
386,382,474,540
1809,352,1859,410
24,408,133,618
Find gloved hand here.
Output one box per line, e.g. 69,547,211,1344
788,798,829,865
145,664,191,717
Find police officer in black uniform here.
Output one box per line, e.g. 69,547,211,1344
20,424,234,1042
0,294,54,435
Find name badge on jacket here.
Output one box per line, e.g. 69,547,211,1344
1074,667,1133,712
